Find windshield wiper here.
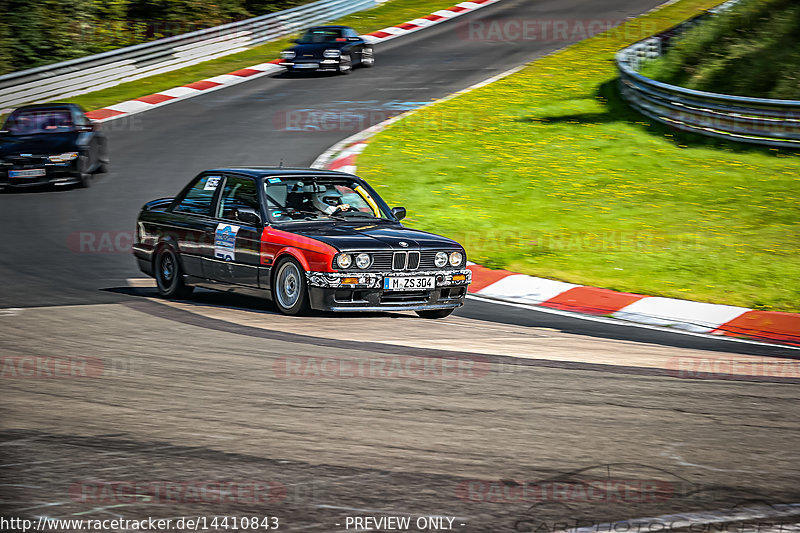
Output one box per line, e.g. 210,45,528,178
339,211,380,219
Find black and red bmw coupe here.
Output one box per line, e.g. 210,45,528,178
133,168,471,317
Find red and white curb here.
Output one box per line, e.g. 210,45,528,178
313,81,800,349
362,0,502,44
85,0,503,123
86,61,284,122
466,264,800,345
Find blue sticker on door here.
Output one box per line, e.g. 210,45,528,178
214,223,240,261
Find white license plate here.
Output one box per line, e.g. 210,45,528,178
9,169,46,178
383,276,435,291
294,63,319,69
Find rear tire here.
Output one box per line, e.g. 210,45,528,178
154,246,194,299
273,257,309,316
416,309,454,319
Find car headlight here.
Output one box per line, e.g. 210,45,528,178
449,251,463,267
434,252,449,268
48,152,79,163
335,253,352,269
323,49,341,59
355,253,371,269
280,50,296,59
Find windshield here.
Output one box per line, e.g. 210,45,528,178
2,110,75,135
296,28,345,44
264,177,390,223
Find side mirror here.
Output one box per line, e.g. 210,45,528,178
391,206,406,221
235,207,262,226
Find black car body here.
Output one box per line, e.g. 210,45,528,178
279,26,374,74
133,168,471,317
0,103,108,189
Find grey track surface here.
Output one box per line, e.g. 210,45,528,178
1,0,799,530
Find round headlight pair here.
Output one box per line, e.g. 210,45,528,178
435,251,464,268
336,253,371,270
280,50,296,59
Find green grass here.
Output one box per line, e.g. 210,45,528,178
57,0,462,112
641,0,800,100
357,0,800,312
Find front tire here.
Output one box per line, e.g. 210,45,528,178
361,47,374,67
154,246,194,299
416,308,454,319
77,154,92,188
273,257,309,316
338,55,352,75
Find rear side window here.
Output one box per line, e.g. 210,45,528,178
174,175,221,216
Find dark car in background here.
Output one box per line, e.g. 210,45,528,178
133,168,471,317
0,103,108,190
279,26,374,74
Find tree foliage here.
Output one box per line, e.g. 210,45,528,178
0,0,311,74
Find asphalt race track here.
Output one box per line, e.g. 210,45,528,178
1,0,799,531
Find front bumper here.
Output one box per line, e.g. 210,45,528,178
280,59,341,72
0,161,80,188
306,269,472,312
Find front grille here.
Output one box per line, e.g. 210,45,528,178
408,252,420,270
341,250,462,272
371,252,393,270
6,155,48,168
392,251,420,271
380,290,430,305
392,252,405,270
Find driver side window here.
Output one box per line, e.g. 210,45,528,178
217,175,259,222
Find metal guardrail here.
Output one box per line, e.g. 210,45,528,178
0,0,377,111
615,7,800,149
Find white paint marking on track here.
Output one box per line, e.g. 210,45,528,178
557,504,800,533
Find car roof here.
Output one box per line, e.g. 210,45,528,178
306,25,352,31
13,103,83,112
209,167,359,179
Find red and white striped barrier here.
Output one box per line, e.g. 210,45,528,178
86,0,502,123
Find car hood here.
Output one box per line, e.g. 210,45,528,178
281,222,462,251
289,42,347,57
0,132,81,157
